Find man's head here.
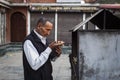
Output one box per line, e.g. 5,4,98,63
35,17,53,37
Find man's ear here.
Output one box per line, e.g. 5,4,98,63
40,27,45,31
37,23,42,27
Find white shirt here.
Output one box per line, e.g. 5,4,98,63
23,30,52,70
34,30,46,45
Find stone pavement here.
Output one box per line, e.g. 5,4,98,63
0,51,71,80
52,53,71,80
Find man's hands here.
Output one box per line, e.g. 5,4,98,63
49,41,64,49
55,46,62,57
49,41,64,57
49,41,56,49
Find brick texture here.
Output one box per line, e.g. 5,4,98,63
7,0,23,3
28,0,56,3
8,0,56,3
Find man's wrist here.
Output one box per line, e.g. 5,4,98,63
44,47,52,54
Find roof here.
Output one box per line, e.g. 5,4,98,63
0,0,10,8
100,4,120,9
70,9,120,32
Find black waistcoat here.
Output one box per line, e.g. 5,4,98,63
22,31,53,80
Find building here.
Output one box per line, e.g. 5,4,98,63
1,0,120,50
70,8,120,80
0,0,9,45
1,0,120,79
0,0,100,47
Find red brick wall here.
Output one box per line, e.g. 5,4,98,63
6,7,28,42
8,0,56,3
8,0,23,3
28,0,56,3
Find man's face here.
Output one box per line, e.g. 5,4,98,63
37,21,53,37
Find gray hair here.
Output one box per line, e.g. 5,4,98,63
36,17,48,26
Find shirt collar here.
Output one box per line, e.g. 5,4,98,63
34,29,46,40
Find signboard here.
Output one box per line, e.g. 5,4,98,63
30,6,99,12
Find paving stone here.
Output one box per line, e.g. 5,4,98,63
0,51,71,80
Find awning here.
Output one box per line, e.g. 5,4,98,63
70,9,120,32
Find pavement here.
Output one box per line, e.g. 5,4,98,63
0,51,71,80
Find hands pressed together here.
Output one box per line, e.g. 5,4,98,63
49,41,64,57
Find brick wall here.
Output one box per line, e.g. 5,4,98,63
28,0,56,3
7,0,23,3
6,7,28,43
7,0,56,3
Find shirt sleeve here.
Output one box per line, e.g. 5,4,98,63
23,40,52,70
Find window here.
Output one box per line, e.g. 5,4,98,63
0,9,6,45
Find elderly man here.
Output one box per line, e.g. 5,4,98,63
22,17,64,80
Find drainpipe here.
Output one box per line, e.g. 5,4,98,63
55,12,58,41
83,13,86,30
27,10,30,35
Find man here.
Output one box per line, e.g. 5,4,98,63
22,17,63,80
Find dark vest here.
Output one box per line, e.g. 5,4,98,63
23,31,53,80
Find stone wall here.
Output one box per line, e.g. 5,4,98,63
77,31,120,80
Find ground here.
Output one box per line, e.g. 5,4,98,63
0,51,71,80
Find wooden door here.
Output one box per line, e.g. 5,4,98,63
11,12,26,42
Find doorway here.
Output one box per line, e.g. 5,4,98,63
11,12,26,42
